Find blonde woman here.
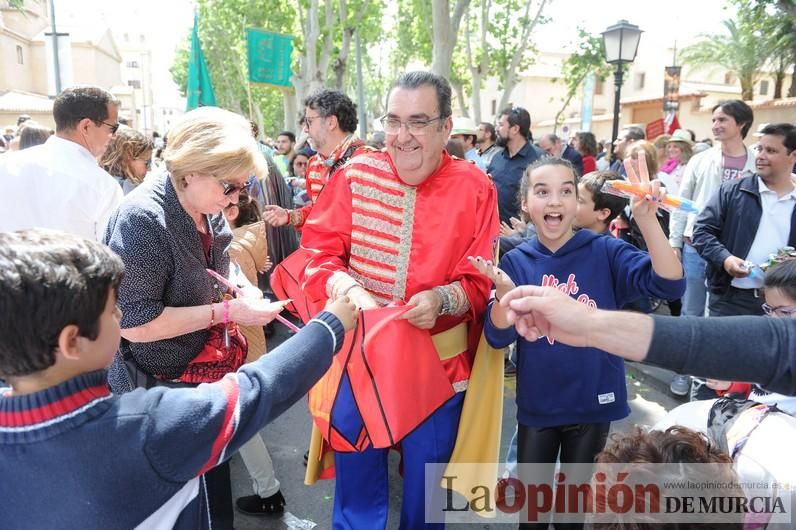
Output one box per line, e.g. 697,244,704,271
99,126,154,194
104,107,288,526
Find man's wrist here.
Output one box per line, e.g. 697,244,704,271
431,282,470,317
432,286,449,316
583,308,609,350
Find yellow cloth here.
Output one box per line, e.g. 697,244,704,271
441,332,504,517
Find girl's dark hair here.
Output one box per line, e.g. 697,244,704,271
0,230,124,377
518,157,579,207
764,258,796,301
228,190,262,228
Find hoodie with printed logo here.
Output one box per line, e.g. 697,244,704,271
485,229,686,427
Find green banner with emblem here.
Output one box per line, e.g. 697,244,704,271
246,29,294,87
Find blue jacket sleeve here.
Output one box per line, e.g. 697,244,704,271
484,253,520,348
607,237,686,306
141,312,345,482
692,185,733,270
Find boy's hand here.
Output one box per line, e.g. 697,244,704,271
467,256,516,300
325,296,358,331
346,285,379,310
624,150,666,224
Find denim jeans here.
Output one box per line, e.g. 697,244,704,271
681,243,708,317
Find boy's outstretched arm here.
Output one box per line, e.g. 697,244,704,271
624,154,683,280
140,299,357,483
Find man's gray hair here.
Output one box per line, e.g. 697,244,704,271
389,71,452,120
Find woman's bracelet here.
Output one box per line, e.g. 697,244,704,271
209,303,216,328
223,299,231,325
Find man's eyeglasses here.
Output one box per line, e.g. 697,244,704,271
762,303,796,317
300,115,324,128
221,176,255,196
379,115,445,136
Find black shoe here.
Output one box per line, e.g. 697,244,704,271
235,490,285,516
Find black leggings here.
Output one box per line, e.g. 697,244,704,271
517,422,611,530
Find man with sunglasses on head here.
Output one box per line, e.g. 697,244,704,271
488,106,541,226
0,85,122,241
299,71,499,529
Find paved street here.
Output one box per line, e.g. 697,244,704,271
231,321,684,529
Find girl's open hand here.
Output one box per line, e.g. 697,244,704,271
624,150,666,222
467,256,516,301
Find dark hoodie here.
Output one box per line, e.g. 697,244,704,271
485,230,685,427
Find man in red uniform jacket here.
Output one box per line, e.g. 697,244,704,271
300,71,500,529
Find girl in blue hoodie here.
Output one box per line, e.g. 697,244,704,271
471,154,685,528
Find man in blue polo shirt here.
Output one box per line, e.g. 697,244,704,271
487,106,541,225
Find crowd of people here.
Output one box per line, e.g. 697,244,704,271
0,75,794,530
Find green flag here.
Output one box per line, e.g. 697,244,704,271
246,28,293,87
186,14,217,110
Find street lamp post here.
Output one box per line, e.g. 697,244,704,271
602,20,642,162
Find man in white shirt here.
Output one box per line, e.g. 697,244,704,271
0,86,123,241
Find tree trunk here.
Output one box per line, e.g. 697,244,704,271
774,72,784,99
773,55,786,99
452,80,469,117
431,0,454,78
466,0,489,123
332,0,371,91
431,0,471,79
789,64,796,98
470,72,481,123
283,89,298,131
740,77,753,101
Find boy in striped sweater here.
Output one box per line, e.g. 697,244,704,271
0,229,356,529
